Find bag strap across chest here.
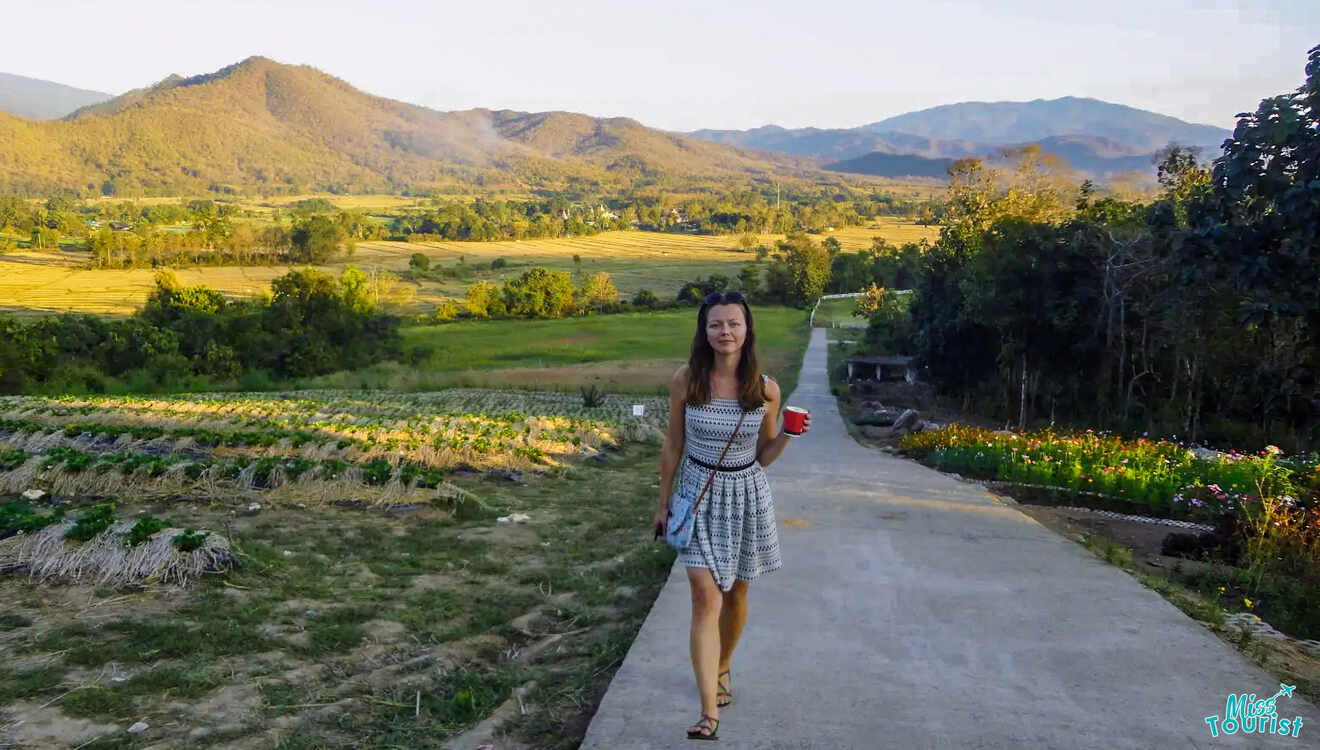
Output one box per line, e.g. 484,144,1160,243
692,409,746,515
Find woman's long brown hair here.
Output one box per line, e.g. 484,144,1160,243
684,299,769,411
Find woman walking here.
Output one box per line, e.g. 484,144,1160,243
651,290,811,741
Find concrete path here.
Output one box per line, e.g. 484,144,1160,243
579,327,1318,749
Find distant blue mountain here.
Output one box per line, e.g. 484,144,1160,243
689,97,1231,179
861,96,1228,154
0,72,112,120
823,152,955,179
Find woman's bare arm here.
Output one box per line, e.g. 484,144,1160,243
658,365,689,510
756,376,792,467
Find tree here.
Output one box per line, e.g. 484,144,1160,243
30,226,60,249
853,283,884,319
736,264,760,297
501,267,578,318
466,280,502,318
339,267,373,314
290,215,344,264
776,234,832,306
409,253,431,273
578,271,620,313
0,196,23,232
632,289,659,309
677,274,729,304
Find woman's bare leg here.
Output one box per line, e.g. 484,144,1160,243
717,579,748,705
717,579,749,680
686,566,723,734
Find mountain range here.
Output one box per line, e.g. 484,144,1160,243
0,72,112,120
0,60,1233,193
689,97,1230,179
0,58,818,195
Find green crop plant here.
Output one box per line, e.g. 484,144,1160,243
65,503,117,543
125,515,167,547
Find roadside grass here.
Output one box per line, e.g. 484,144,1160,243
0,444,677,748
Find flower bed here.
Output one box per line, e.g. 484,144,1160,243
897,425,1316,522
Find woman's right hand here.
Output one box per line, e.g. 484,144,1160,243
651,504,669,541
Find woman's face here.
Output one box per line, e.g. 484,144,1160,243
705,303,747,356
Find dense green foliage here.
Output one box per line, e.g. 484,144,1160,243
0,195,384,267
0,267,402,393
884,45,1320,451
381,186,915,241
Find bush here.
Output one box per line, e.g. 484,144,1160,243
632,289,659,309
237,369,276,391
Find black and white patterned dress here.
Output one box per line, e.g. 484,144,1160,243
676,373,783,591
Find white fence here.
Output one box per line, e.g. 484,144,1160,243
809,290,912,328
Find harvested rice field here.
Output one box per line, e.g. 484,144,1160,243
0,388,677,749
0,219,938,317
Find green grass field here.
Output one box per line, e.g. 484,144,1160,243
302,305,812,398
811,296,870,329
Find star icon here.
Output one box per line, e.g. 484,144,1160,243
1279,684,1295,698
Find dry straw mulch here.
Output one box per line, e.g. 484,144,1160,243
0,520,235,587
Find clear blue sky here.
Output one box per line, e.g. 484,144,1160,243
4,0,1315,131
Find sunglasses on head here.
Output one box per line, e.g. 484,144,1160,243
702,291,745,306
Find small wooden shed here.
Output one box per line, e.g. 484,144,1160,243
845,355,916,384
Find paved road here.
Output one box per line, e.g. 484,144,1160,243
579,327,1318,749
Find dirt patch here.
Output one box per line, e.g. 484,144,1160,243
1012,504,1186,569
409,573,465,591
191,682,263,723
3,702,119,749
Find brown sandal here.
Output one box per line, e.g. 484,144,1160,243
716,668,733,708
686,712,720,740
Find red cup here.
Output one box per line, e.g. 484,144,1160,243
783,406,808,435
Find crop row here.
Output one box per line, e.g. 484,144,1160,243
6,387,671,430
3,402,626,449
2,418,581,466
0,416,352,450
1,500,211,552
0,445,524,491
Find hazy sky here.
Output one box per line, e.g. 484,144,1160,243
4,0,1316,131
